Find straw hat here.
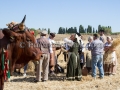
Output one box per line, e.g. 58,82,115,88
41,30,48,35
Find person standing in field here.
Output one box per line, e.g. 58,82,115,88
64,33,82,81
99,29,106,43
85,36,93,73
88,34,104,80
48,33,56,76
34,30,50,82
104,36,117,76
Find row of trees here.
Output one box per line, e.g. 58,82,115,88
58,25,112,34
28,24,112,36
30,28,51,36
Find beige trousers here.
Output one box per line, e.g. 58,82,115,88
36,54,50,81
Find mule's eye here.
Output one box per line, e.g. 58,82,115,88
26,37,31,42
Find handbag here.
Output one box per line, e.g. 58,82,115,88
82,67,88,76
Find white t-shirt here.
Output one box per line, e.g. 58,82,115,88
63,38,74,47
48,38,55,53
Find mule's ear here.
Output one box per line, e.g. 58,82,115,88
2,28,19,37
2,28,11,37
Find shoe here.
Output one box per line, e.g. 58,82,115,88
98,77,104,79
112,73,116,75
109,74,113,76
92,77,96,80
77,78,82,81
5,78,11,82
8,78,11,82
23,73,27,77
42,80,47,82
49,72,56,76
34,80,39,83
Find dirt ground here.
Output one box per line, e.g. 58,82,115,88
4,34,120,90
4,64,120,90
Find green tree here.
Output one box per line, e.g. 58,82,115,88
79,25,85,33
87,25,92,33
100,26,112,34
96,30,98,33
98,25,101,32
30,28,36,30
93,28,95,33
58,27,66,34
74,27,77,33
58,27,62,34
38,28,41,30
65,27,68,33
30,28,38,36
48,28,50,34
87,28,89,33
62,28,65,34
84,28,87,33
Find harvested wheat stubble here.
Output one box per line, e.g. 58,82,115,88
4,64,120,90
6,35,120,90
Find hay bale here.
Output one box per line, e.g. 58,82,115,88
115,45,120,63
27,61,35,72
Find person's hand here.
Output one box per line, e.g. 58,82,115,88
82,52,84,54
104,47,109,51
50,59,53,61
109,47,115,51
82,65,86,69
82,62,86,69
111,48,115,51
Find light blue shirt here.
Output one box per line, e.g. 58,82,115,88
88,39,104,55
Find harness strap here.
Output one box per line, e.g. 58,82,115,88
1,47,10,81
1,48,4,70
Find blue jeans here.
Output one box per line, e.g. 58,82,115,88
24,64,28,73
92,54,104,77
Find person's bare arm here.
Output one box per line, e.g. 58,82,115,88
57,49,62,58
104,46,109,52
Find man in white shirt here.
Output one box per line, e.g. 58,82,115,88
48,33,56,75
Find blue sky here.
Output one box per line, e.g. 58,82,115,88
0,0,120,33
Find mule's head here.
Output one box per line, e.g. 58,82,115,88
2,15,42,61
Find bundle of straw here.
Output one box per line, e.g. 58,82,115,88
104,38,120,63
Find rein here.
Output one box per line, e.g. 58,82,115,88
11,24,26,33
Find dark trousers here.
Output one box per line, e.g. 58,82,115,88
80,63,84,69
86,67,91,73
63,52,68,62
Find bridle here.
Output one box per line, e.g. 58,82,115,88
10,24,26,33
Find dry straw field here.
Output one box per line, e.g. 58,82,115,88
4,34,120,90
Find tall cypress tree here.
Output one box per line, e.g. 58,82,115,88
93,28,95,33
48,28,50,34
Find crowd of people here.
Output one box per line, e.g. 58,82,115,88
32,29,117,82
6,21,118,82
63,29,118,80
